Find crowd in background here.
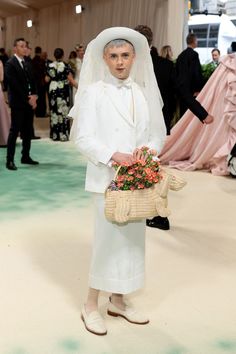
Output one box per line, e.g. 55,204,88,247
0,34,220,146
0,29,235,176
0,42,85,147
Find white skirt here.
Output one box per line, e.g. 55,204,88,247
89,194,146,294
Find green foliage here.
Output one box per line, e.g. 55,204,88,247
201,62,217,81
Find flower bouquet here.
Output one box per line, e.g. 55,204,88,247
108,147,161,192
105,147,173,224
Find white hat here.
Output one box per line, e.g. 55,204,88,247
92,27,146,57
71,26,156,94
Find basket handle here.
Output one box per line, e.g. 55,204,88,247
104,165,122,196
113,165,122,181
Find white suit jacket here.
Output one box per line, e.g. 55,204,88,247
74,80,166,193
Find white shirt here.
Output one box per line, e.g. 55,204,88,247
105,74,133,121
14,54,24,68
75,58,83,81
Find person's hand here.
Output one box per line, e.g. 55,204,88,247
28,95,37,109
112,152,135,165
203,114,214,124
133,147,157,161
148,149,157,156
133,148,146,161
193,91,200,97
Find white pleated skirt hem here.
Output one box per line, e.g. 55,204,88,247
89,273,145,295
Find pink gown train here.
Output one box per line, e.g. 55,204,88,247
0,61,10,146
160,54,236,176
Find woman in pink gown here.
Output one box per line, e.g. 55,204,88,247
0,60,10,147
160,53,236,176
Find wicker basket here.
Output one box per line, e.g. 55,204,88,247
105,168,186,224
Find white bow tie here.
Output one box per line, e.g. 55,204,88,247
116,78,132,89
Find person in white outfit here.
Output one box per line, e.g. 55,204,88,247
69,27,166,335
75,44,85,77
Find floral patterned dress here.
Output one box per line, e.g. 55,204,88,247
47,61,71,141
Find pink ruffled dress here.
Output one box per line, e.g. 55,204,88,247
160,54,236,176
0,61,10,146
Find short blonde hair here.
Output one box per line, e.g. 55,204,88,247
103,39,135,54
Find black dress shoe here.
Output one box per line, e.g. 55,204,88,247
146,216,170,230
31,136,41,140
6,161,18,170
21,157,39,165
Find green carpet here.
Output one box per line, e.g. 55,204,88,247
0,140,89,220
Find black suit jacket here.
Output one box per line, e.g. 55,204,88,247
176,47,203,94
32,55,46,88
175,47,208,121
150,47,176,133
5,55,37,109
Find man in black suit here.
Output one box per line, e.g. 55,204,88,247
134,25,175,230
32,46,47,118
135,27,214,230
150,46,176,135
176,33,208,121
25,41,41,139
135,25,176,135
5,38,39,170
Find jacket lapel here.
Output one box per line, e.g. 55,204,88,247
104,83,135,127
12,56,25,79
132,83,149,129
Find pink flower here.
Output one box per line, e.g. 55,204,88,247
117,175,125,182
138,159,146,166
144,167,152,175
120,161,130,167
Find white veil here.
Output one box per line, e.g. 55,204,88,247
69,27,164,140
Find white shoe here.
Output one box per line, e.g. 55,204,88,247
81,305,107,335
107,300,149,325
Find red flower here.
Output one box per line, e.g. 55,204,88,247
109,146,161,191
120,161,130,167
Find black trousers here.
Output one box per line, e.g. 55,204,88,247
7,105,34,162
35,85,46,117
231,143,236,156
